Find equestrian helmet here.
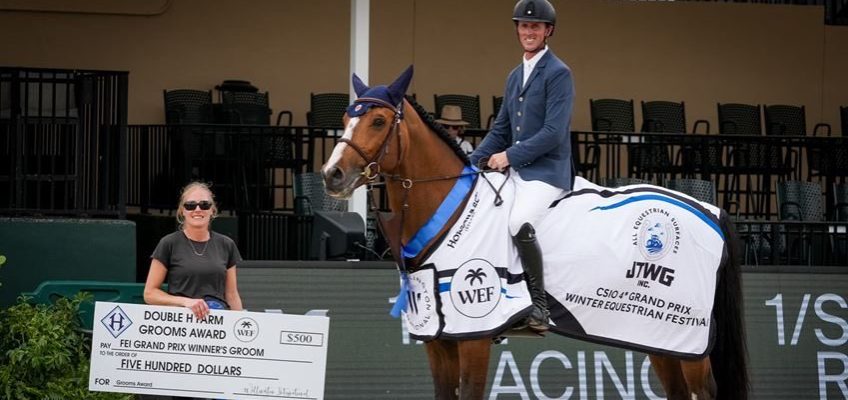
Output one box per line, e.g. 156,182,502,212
512,0,556,26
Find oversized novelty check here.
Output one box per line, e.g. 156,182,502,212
89,302,329,399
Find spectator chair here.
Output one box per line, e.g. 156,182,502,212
665,178,716,205
307,93,349,129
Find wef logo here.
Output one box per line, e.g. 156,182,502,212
450,259,502,318
233,317,259,342
101,306,132,338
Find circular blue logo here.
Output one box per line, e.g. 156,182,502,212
633,208,680,261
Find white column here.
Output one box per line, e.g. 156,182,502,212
349,0,369,223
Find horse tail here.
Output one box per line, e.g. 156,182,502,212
711,211,749,400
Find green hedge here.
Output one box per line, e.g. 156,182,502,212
0,289,132,400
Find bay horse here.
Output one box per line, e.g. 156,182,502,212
322,67,748,400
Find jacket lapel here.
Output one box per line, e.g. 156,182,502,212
520,51,550,96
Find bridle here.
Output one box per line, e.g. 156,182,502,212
337,97,405,184
337,98,480,193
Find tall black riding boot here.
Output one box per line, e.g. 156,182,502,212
513,223,550,333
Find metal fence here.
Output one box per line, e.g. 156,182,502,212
126,124,314,212
4,111,848,264
568,130,847,220
125,124,391,212
0,67,128,216
738,220,848,266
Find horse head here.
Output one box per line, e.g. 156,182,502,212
322,66,414,199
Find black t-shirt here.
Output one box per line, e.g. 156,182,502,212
151,230,242,300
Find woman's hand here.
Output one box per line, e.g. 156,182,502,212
183,298,210,320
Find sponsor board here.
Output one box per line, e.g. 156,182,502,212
89,302,329,399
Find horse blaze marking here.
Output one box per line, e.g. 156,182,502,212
458,287,495,304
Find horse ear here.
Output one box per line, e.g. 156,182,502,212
352,73,369,97
387,65,413,104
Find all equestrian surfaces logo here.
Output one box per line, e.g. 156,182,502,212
450,259,502,318
631,207,681,261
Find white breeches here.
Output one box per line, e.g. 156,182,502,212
507,168,568,236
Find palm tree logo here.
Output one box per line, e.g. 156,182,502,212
464,268,487,286
234,317,259,343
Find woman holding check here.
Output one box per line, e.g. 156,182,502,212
144,181,243,321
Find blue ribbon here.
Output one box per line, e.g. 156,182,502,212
390,166,477,318
390,273,409,318
401,166,478,259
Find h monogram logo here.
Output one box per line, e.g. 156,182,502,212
101,306,133,338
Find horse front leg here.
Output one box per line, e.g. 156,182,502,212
649,354,689,400
426,339,460,399
680,357,716,400
457,338,492,400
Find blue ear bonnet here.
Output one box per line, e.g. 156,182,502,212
346,86,398,117
348,65,413,118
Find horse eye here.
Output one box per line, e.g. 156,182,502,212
373,118,386,128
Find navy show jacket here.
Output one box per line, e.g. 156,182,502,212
471,49,575,190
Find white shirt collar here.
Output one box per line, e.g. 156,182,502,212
522,45,548,86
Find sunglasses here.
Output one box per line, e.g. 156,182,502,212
445,125,462,130
183,200,213,211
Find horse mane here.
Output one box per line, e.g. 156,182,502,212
404,95,471,166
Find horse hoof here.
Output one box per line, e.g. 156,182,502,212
505,326,546,338
527,319,550,334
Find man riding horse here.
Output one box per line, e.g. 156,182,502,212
471,0,575,334
321,1,748,397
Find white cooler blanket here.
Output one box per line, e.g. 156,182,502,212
402,174,726,358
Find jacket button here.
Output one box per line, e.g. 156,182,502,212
519,97,524,102
516,126,521,131
515,140,521,144
517,111,522,117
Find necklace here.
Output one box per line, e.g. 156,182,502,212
184,231,210,256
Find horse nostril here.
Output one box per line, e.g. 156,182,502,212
331,167,344,184
323,166,345,188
